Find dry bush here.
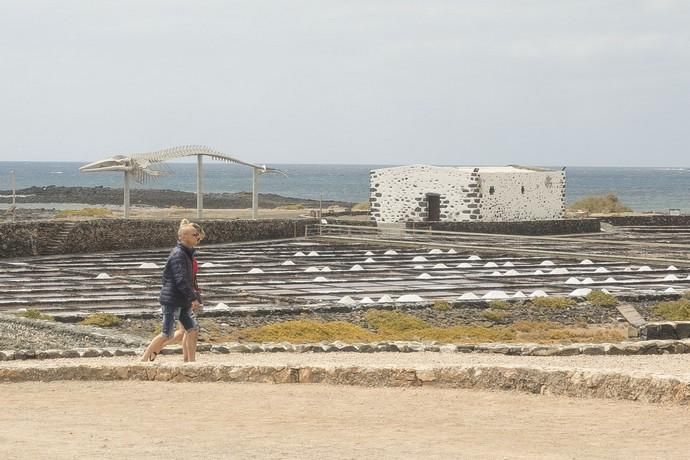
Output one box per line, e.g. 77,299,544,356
18,309,53,321
238,311,626,345
487,300,511,310
529,296,575,309
586,290,618,308
481,310,511,322
652,299,690,321
352,201,370,211
242,320,377,343
432,300,452,311
512,321,625,343
364,310,430,333
80,313,122,327
568,194,632,213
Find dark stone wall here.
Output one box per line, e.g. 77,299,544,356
601,215,690,226
408,218,600,236
0,219,317,258
0,221,64,258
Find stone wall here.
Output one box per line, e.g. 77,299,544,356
408,218,599,235
601,215,690,226
0,219,317,258
0,313,146,350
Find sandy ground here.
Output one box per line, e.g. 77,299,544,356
1,381,688,460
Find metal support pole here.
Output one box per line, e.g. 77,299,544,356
196,155,203,219
10,170,16,223
252,168,258,219
123,171,130,219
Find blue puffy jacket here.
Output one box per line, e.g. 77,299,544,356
159,243,200,308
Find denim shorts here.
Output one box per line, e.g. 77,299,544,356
160,304,181,337
179,306,199,332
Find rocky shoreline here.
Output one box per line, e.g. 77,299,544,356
0,186,353,209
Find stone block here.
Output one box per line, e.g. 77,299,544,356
60,349,80,358
211,345,230,354
674,322,690,339
37,349,62,360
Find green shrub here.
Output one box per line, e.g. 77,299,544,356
652,299,690,321
487,300,511,310
80,313,122,327
481,310,510,322
568,194,632,214
530,296,575,309
432,300,452,311
586,290,618,307
18,309,53,321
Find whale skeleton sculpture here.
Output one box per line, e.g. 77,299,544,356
80,145,286,218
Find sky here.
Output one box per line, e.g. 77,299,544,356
0,0,689,166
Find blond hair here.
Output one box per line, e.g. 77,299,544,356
177,219,205,240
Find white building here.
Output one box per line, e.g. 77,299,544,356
369,165,565,223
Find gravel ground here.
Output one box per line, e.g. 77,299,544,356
3,352,690,380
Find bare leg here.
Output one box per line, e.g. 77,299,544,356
183,329,198,362
141,334,171,362
141,323,186,361
182,331,189,361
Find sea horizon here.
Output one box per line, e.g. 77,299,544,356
1,161,690,212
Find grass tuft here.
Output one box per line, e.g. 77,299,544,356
487,300,511,310
80,313,122,327
238,311,625,344
529,296,575,309
652,299,690,321
481,310,511,322
568,193,632,213
18,309,53,321
586,290,618,307
242,320,376,342
432,300,452,311
364,310,430,333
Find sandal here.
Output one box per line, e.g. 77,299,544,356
148,351,158,362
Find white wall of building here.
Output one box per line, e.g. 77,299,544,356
478,169,566,221
369,165,478,222
369,165,565,223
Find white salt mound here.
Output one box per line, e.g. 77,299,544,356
138,262,159,269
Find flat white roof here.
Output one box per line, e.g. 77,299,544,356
372,165,560,173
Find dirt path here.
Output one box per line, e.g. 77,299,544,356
2,381,689,460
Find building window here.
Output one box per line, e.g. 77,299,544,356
489,186,495,195
521,185,525,194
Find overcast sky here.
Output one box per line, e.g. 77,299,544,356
0,1,689,166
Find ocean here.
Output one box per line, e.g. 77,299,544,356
1,162,689,212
